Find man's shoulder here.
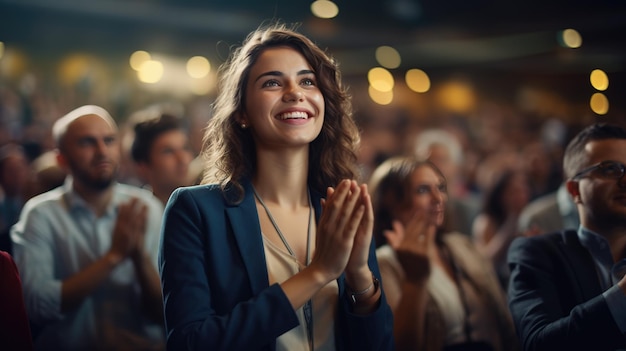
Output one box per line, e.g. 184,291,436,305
509,230,577,262
115,182,156,198
21,186,65,212
513,230,572,248
114,183,163,207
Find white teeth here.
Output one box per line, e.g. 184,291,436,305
278,111,308,120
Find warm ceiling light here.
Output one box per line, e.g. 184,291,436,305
187,56,211,78
561,28,582,48
590,93,609,115
375,46,401,69
405,68,430,93
130,50,151,71
369,85,393,105
435,81,476,113
368,67,394,92
311,0,339,19
137,60,163,83
59,54,92,85
590,69,609,91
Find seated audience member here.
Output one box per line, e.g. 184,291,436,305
28,150,67,196
0,250,33,351
130,113,194,205
517,182,579,236
11,105,165,350
0,143,31,254
473,170,531,288
372,156,518,351
414,128,480,236
507,123,626,351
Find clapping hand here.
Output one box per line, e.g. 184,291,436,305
109,197,148,264
312,180,366,281
384,212,436,283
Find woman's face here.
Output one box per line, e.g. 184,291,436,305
397,165,448,228
241,46,325,150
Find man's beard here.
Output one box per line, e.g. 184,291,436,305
84,174,115,191
70,160,118,191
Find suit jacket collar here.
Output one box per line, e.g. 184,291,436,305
560,229,604,300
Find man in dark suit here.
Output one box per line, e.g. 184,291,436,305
507,123,626,351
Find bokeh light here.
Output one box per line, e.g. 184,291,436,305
561,28,582,48
369,85,393,105
590,69,609,91
186,56,210,78
311,0,339,19
590,93,609,115
375,46,401,69
368,67,394,92
137,60,164,83
405,69,430,93
435,81,476,113
130,50,151,71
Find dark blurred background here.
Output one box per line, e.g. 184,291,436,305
1,0,625,187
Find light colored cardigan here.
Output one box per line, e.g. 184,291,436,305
377,232,519,351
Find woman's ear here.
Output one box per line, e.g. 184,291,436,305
235,112,249,129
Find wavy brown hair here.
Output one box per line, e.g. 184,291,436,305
201,23,360,203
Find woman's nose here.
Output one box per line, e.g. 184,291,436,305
283,88,304,102
432,189,444,204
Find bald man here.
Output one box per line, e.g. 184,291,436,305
11,105,165,351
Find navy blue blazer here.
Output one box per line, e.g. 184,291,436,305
507,230,625,351
159,181,394,351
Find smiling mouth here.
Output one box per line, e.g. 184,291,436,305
277,111,309,120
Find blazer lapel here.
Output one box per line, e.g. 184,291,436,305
559,229,603,300
226,181,269,296
225,184,326,296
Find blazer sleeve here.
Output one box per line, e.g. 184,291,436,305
507,235,625,351
335,238,395,351
159,187,299,351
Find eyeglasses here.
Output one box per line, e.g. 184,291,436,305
572,160,626,181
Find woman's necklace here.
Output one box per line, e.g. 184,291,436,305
252,186,314,350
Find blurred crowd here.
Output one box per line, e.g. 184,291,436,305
0,67,618,350
1,77,586,260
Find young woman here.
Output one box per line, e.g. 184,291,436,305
370,156,518,351
159,24,393,350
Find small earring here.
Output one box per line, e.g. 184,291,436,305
241,122,247,129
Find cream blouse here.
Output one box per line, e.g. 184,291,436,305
262,235,338,351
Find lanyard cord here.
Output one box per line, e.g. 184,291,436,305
252,186,314,350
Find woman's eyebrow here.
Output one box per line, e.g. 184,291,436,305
254,69,315,83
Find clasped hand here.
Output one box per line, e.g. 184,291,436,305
109,197,148,263
311,179,373,287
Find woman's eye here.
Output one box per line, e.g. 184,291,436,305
262,79,280,88
301,78,315,86
415,186,429,194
